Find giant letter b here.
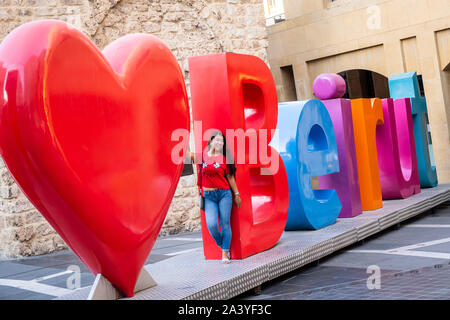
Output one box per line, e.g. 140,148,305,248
188,53,289,259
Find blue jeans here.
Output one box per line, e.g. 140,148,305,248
204,189,233,251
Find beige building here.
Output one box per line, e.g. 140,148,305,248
267,0,450,183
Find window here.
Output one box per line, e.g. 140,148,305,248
338,69,389,99
280,65,298,102
263,0,285,26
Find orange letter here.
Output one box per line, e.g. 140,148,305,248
351,98,384,211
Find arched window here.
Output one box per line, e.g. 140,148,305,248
337,69,390,99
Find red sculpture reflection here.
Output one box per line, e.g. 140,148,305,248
0,20,190,297
188,53,289,259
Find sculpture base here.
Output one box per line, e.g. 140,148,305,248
57,184,450,300
87,268,157,300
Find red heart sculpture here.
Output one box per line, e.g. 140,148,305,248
0,20,190,297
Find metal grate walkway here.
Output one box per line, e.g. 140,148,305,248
57,184,450,300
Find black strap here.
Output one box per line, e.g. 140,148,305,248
198,152,204,196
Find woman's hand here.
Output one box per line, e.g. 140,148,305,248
186,149,194,163
234,195,241,209
226,173,240,208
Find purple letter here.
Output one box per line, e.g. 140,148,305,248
376,98,421,199
314,74,362,218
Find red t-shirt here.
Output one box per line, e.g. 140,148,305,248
198,151,230,190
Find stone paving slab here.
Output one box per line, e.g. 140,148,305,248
251,261,450,300
57,184,450,300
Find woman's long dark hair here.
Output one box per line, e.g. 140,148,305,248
207,131,236,176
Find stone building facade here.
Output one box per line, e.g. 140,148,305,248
0,0,269,257
268,0,450,183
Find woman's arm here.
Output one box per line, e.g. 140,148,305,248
226,173,241,209
186,149,195,163
186,148,202,164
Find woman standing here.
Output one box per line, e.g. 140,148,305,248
187,131,241,263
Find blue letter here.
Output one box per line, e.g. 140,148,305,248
271,99,341,230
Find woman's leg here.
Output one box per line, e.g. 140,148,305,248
204,192,223,249
218,189,233,252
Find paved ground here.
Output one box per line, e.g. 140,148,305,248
0,201,449,300
237,201,450,300
0,233,202,300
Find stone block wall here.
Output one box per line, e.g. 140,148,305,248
0,0,268,257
